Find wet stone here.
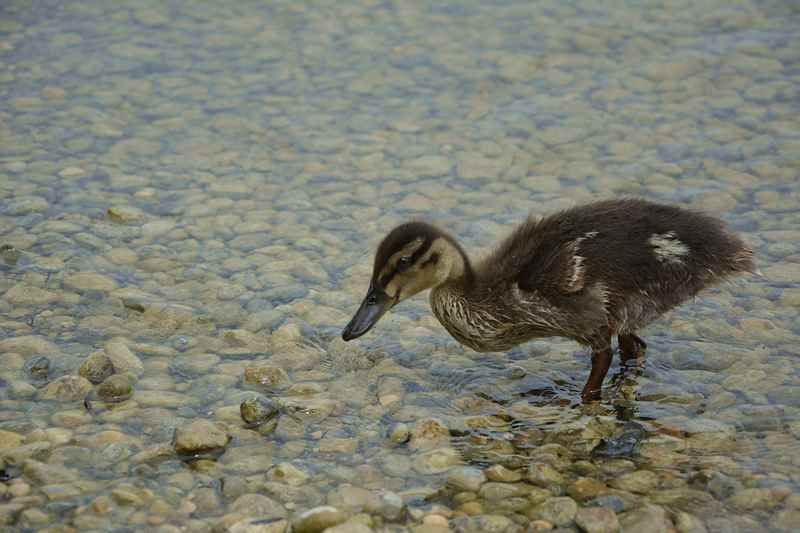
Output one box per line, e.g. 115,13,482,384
575,506,620,533
79,351,114,384
107,205,147,223
240,395,281,429
485,464,522,483
772,509,800,532
3,196,49,215
388,422,410,444
609,470,658,494
727,487,785,511
324,522,373,533
447,466,486,493
568,477,608,501
64,272,118,292
0,429,24,450
478,482,528,502
24,355,51,382
527,462,565,488
96,374,134,402
585,495,628,514
266,462,309,487
618,504,671,533
410,418,451,450
672,511,708,533
450,514,514,532
21,459,78,484
377,490,404,521
173,419,229,457
0,335,60,356
104,339,144,377
231,493,288,519
229,518,289,533
0,503,26,525
39,375,93,402
530,496,578,526
292,506,347,533
412,447,461,474
243,365,291,391
327,485,379,514
5,283,59,306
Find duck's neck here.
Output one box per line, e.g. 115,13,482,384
442,236,475,291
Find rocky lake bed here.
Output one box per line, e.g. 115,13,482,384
1,0,799,532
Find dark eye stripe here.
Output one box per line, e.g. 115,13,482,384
421,252,439,268
373,238,434,290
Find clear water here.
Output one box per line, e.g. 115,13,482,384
1,0,799,531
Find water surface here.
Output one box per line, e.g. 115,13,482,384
1,1,799,531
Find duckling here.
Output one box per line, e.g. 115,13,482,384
342,198,756,401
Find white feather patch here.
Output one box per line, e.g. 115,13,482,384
649,231,689,264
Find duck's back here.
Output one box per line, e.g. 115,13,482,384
486,198,754,335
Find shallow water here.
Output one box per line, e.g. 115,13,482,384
1,0,799,531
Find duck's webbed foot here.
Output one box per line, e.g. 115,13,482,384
581,337,613,402
618,333,647,365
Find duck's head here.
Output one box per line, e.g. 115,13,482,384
342,221,469,341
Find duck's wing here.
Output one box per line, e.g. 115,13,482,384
488,214,591,297
515,233,590,295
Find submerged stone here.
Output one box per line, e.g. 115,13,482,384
173,420,229,457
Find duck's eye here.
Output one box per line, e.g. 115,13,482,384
397,256,412,271
366,294,377,305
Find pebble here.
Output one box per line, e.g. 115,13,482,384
64,272,119,292
104,339,144,376
410,418,451,450
3,196,49,215
527,462,565,488
173,420,229,456
609,470,658,494
24,355,51,381
727,487,786,511
240,395,281,428
267,463,309,487
618,504,672,533
568,477,608,501
324,522,374,533
412,447,462,475
21,459,78,484
0,336,60,356
292,506,347,533
478,482,528,502
96,374,134,402
0,429,24,450
529,496,578,526
79,351,115,384
450,514,514,533
446,466,486,493
243,364,291,390
230,493,287,519
484,464,522,483
574,506,620,533
39,375,93,401
771,509,800,532
4,283,59,305
388,423,410,444
327,485,379,514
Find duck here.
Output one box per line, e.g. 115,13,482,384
342,198,757,401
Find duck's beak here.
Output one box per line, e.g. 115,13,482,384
342,283,395,341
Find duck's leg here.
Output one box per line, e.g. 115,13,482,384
581,336,613,402
618,333,647,364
